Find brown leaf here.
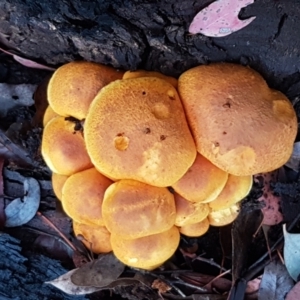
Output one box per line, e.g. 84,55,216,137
70,253,125,287
151,279,171,293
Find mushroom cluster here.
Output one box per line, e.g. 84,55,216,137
42,61,297,270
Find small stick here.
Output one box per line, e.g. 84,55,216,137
36,211,77,252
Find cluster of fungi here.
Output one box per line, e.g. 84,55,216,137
42,61,297,270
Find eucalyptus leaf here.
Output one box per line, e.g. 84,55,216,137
45,269,100,295
5,177,40,227
258,259,294,300
71,253,125,287
283,224,300,281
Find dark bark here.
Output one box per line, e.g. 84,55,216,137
0,233,87,300
1,0,300,97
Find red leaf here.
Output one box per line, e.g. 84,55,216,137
254,171,283,226
0,47,55,71
189,0,256,37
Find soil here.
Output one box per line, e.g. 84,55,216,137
1,0,300,299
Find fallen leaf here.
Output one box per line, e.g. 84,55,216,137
33,235,73,261
5,177,40,227
45,269,101,295
285,141,300,172
0,83,36,117
245,276,262,300
232,208,263,282
151,279,171,293
286,281,300,300
258,259,294,300
189,0,256,37
283,224,300,281
254,172,283,226
228,208,263,300
70,253,125,287
0,129,36,167
0,46,56,71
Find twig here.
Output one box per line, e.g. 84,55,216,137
203,269,232,289
36,211,77,252
192,255,228,272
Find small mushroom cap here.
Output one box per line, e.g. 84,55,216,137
110,226,180,270
84,77,196,187
51,173,69,201
123,70,178,88
208,203,240,226
62,168,113,226
41,116,93,175
102,179,176,239
209,174,252,210
43,105,59,127
178,63,298,175
174,192,209,227
172,153,228,203
179,218,210,237
48,61,124,120
73,222,112,254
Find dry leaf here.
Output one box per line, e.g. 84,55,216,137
151,279,171,293
283,224,300,281
286,281,300,300
189,0,256,37
45,269,100,295
5,177,40,227
0,46,56,71
70,253,125,287
258,259,294,300
254,172,283,226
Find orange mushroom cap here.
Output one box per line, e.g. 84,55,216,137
73,221,112,254
62,168,113,226
51,173,69,201
179,218,210,237
47,61,124,120
208,203,240,226
43,105,59,127
102,179,176,239
178,63,297,176
174,192,209,227
209,174,253,210
110,226,180,270
172,153,228,203
41,116,93,175
123,70,178,88
84,77,196,187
